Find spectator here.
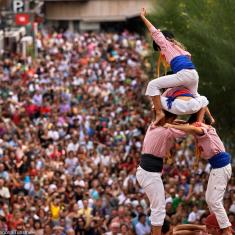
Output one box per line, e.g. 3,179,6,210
188,205,200,224
0,27,233,234
135,213,151,235
78,199,93,228
105,222,121,235
0,178,10,203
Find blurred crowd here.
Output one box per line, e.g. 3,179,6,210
0,29,234,235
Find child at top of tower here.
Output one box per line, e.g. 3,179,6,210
141,8,201,126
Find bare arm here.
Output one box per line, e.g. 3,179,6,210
174,224,207,232
173,231,201,235
206,107,215,125
173,119,188,125
140,8,156,33
197,106,215,125
164,123,204,135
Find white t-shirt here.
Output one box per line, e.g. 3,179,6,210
188,211,200,223
65,157,78,174
67,142,79,152
135,222,151,235
188,212,196,222
100,155,110,166
0,187,10,199
48,130,59,141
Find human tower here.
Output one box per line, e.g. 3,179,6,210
136,8,233,235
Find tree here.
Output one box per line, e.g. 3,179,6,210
149,0,235,152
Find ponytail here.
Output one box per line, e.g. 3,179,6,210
156,53,170,77
193,142,201,170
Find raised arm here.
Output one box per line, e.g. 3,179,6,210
140,8,170,52
140,8,156,33
164,123,204,135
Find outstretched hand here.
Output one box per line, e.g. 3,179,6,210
140,8,147,18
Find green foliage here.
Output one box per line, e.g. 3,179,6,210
149,0,235,151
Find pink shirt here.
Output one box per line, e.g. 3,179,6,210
142,126,185,158
196,124,225,159
162,86,189,97
150,26,191,64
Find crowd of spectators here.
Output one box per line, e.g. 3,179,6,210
0,29,234,235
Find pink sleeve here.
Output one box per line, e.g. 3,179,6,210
150,26,171,51
168,128,186,138
196,127,209,138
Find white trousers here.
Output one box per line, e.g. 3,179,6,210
205,164,232,229
160,96,209,115
136,166,166,226
145,69,199,97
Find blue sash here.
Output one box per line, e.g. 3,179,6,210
170,55,195,73
208,152,231,169
166,93,194,109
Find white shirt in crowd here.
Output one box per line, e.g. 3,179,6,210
48,130,60,141
188,211,197,223
100,155,110,166
65,157,78,174
135,222,151,235
67,142,79,152
0,187,10,199
188,210,204,223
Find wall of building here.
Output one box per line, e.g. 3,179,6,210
45,0,152,21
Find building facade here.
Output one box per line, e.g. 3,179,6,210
44,0,153,31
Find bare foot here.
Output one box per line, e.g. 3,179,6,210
153,110,165,126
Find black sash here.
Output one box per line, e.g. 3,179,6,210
140,154,163,172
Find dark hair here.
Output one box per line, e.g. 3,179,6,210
138,212,146,221
188,112,212,125
153,30,175,51
152,110,177,125
120,223,129,229
204,114,212,125
153,41,160,51
188,113,197,124
77,216,86,226
199,213,209,223
164,110,177,121
162,219,171,234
